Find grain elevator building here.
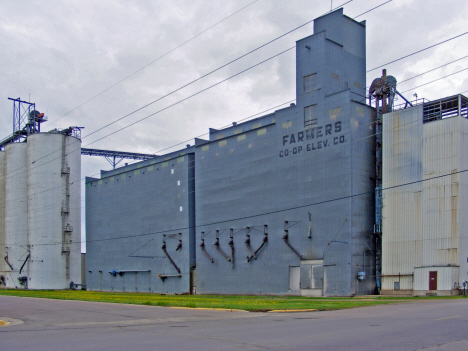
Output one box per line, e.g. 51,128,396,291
85,9,377,296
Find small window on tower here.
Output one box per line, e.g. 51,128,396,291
304,104,318,128
304,73,317,93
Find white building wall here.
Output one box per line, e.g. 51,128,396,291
27,133,81,289
382,103,467,294
382,106,423,291
4,143,28,288
421,118,460,270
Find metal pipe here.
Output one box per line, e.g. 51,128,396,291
200,239,214,263
214,236,231,262
396,90,413,107
247,226,268,262
158,274,182,280
245,231,256,261
247,235,268,262
229,229,234,269
282,233,303,260
19,254,30,274
175,238,182,251
3,255,13,270
115,270,151,273
282,221,303,260
162,241,181,273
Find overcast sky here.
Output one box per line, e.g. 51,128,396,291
1,0,467,251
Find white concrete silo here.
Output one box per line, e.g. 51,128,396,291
4,143,29,288
27,133,81,289
0,151,6,281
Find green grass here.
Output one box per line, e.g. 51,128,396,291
0,289,462,312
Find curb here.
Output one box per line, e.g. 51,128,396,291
268,309,317,313
170,307,248,312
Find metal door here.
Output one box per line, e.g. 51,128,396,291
289,266,300,292
429,271,437,290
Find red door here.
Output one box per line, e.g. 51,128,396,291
429,271,437,290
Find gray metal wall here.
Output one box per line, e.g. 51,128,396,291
194,100,375,296
85,9,376,296
194,9,375,296
86,151,195,293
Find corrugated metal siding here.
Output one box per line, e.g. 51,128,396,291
458,118,468,285
421,118,460,268
382,107,423,289
382,106,466,291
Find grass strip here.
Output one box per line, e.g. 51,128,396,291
0,290,462,312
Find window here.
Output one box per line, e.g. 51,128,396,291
303,73,317,93
304,104,318,128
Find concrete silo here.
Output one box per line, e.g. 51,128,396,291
4,143,28,288
27,133,81,289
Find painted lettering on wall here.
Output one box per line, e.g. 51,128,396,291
279,121,346,158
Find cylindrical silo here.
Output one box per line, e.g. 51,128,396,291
27,133,81,289
0,151,6,281
4,143,28,289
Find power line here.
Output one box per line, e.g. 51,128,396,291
397,55,468,85
400,67,468,94
372,31,468,72
4,85,465,235
1,1,390,179
83,47,296,147
45,0,261,127
4,26,467,184
1,47,297,183
105,51,468,156
82,0,355,141
81,35,468,150
362,53,468,92
0,99,299,209
28,161,468,247
6,81,468,246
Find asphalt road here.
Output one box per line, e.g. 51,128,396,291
1,296,467,351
